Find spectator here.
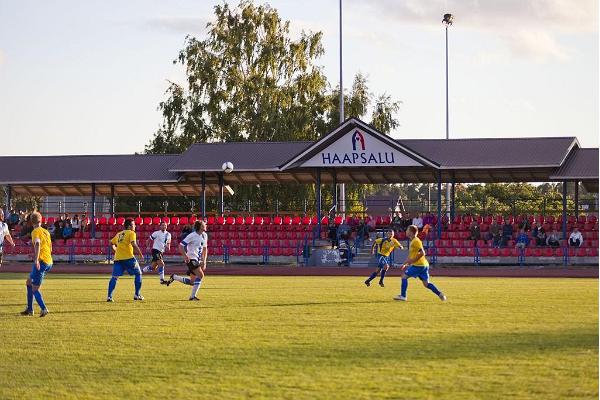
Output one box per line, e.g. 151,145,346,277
62,222,74,243
515,229,529,249
569,227,583,247
412,212,424,229
518,216,531,232
337,220,352,248
54,220,64,241
72,214,81,234
7,209,20,229
546,229,560,248
501,218,513,247
531,222,546,246
179,224,192,242
366,216,376,232
401,212,412,230
391,212,402,233
488,220,501,247
357,220,369,242
327,217,338,249
469,220,481,245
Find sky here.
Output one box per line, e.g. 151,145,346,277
0,0,598,156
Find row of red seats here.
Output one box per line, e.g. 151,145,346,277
434,239,599,248
449,214,598,225
445,222,598,232
434,247,598,257
437,231,599,240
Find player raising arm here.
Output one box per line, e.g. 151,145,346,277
142,221,171,284
364,229,403,287
106,219,145,302
0,209,16,268
394,225,446,302
165,220,208,301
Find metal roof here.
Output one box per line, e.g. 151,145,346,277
397,137,578,169
170,141,312,172
550,148,599,180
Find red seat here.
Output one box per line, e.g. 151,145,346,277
162,216,170,224
271,247,282,256
283,216,292,225
225,216,234,225
464,248,474,257
179,216,189,225
116,217,125,225
436,248,446,256
245,216,254,225
302,217,311,225
235,216,244,225
273,216,282,225
99,217,107,225
478,248,489,257
170,216,179,225
587,247,598,257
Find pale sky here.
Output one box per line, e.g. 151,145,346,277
0,0,598,156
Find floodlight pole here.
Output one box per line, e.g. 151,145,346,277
443,14,453,217
219,173,224,216
338,0,346,218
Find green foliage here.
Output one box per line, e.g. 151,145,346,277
0,275,597,399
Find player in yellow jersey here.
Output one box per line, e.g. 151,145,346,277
20,211,52,317
394,225,446,302
106,219,145,302
364,229,404,287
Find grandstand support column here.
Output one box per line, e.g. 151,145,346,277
574,180,579,218
219,173,224,216
316,168,322,231
110,184,115,218
437,170,442,239
201,172,206,219
4,185,11,216
91,183,96,239
562,180,567,240
332,170,338,213
450,173,456,221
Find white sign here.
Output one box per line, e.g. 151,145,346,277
301,129,422,167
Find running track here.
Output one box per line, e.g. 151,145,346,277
0,263,597,278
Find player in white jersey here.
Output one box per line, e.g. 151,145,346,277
142,221,172,284
0,210,15,268
165,220,208,301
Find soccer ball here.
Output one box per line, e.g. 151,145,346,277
222,161,234,174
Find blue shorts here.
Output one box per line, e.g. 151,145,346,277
30,261,53,286
405,265,430,281
377,255,391,268
112,258,141,277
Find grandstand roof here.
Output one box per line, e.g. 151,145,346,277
0,118,597,195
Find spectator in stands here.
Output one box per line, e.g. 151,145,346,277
62,222,74,243
518,216,531,232
357,220,369,242
501,218,513,247
179,224,192,242
72,214,81,234
391,212,402,233
401,212,412,230
47,221,56,239
531,222,546,246
568,227,583,247
55,220,64,241
327,218,338,249
7,209,19,229
488,220,501,247
515,229,529,249
337,220,352,248
469,220,481,245
412,212,424,229
546,229,560,248
366,217,376,232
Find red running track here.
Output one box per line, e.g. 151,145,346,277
0,263,597,278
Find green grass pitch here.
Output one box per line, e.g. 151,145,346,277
0,274,597,399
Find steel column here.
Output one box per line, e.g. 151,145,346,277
437,171,442,239
562,181,567,240
219,173,224,216
574,180,579,218
91,183,96,239
201,172,207,218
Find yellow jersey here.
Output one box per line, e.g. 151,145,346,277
409,237,429,267
31,227,53,265
374,237,403,257
111,230,137,261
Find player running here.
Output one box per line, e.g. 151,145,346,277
142,221,171,284
364,229,404,287
165,220,208,301
20,212,52,317
0,209,16,268
106,218,145,302
394,225,446,302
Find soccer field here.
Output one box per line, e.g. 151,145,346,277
0,274,597,400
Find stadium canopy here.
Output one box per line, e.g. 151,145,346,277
1,117,597,238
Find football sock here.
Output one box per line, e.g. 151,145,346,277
379,269,387,283
26,284,33,311
134,273,142,296
158,266,165,281
107,277,118,298
426,282,441,296
33,290,46,310
142,265,152,273
172,275,192,285
401,278,408,297
366,271,378,282
190,278,202,298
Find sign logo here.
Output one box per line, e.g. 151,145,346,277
351,131,365,151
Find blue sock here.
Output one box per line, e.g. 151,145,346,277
26,285,33,311
33,290,46,310
108,277,118,298
183,277,192,285
158,266,165,281
379,269,387,283
190,278,202,298
134,274,142,296
426,282,441,296
401,278,408,297
366,271,378,282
